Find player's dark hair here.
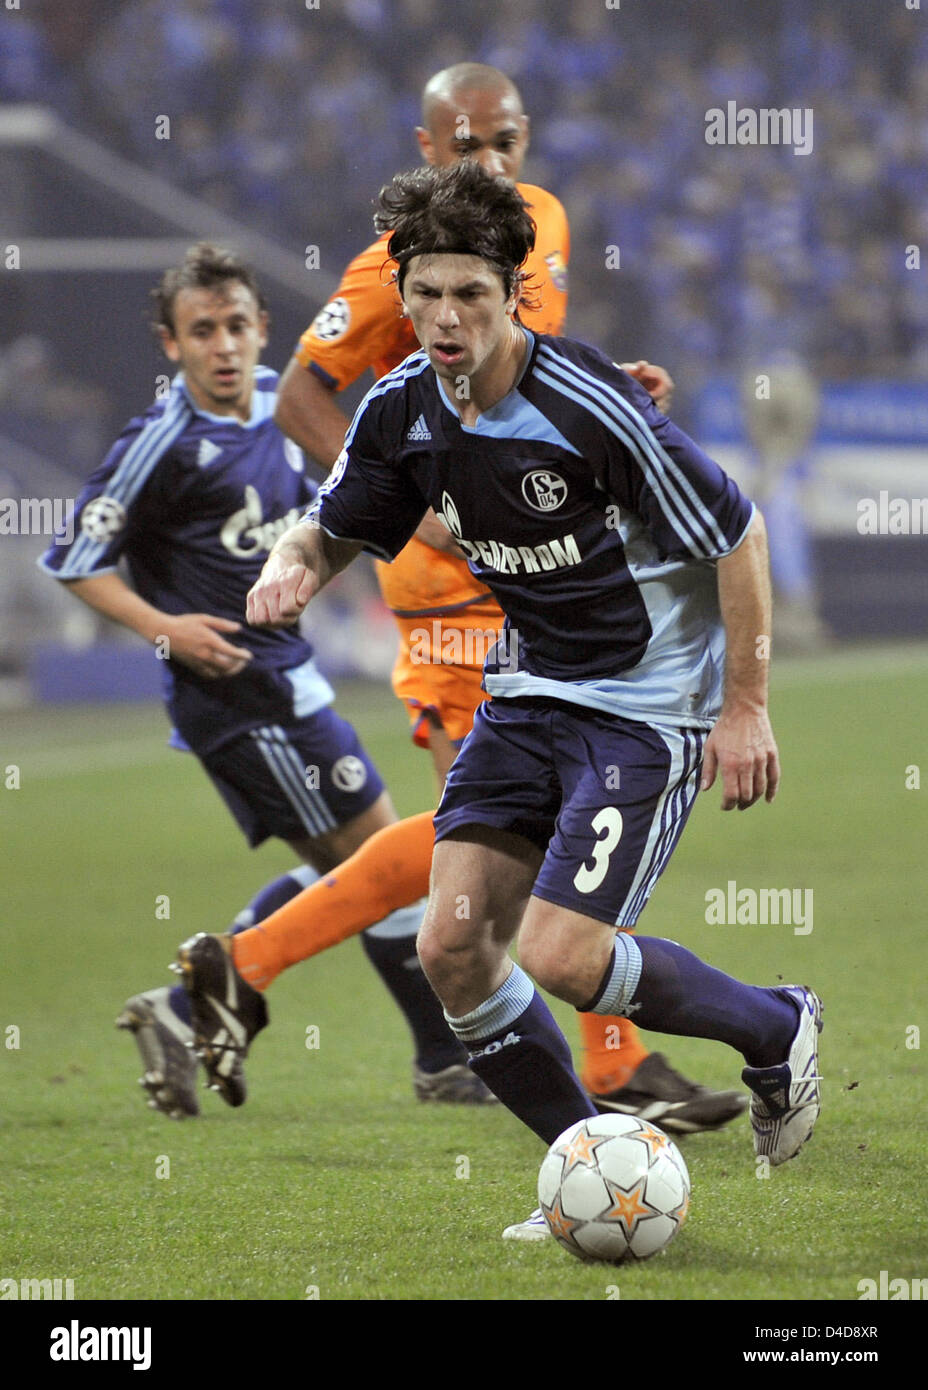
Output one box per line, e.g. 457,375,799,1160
375,162,538,309
150,243,267,338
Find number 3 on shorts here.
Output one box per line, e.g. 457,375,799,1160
573,807,624,894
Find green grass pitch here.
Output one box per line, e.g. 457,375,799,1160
2,645,926,1303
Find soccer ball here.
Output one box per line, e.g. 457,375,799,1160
538,1113,690,1263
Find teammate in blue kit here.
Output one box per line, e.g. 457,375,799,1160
40,242,494,1116
244,163,824,1235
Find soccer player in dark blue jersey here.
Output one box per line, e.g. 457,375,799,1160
41,242,494,1116
246,164,824,1235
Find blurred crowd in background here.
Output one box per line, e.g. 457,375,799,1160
2,0,926,393
0,0,924,675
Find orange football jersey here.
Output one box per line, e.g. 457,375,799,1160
296,182,570,615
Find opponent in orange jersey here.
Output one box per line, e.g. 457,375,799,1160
289,174,567,764
225,64,747,1141
280,99,570,773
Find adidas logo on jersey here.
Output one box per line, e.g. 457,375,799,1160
407,414,432,442
197,439,223,468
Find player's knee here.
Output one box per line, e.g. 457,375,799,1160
415,918,443,982
417,913,471,985
519,936,586,1005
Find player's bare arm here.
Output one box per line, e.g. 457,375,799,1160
701,511,780,811
247,522,361,628
274,358,350,476
65,572,253,680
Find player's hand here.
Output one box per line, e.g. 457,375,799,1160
160,614,253,679
247,560,317,628
701,703,780,810
621,360,675,413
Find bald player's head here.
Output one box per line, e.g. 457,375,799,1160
416,63,529,184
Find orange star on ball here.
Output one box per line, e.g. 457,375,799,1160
542,1195,584,1246
561,1125,606,1176
602,1177,656,1238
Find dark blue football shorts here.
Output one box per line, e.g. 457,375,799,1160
199,706,385,848
432,696,706,927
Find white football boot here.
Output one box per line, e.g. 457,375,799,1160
742,985,824,1165
502,1208,551,1242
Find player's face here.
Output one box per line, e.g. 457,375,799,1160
417,88,529,183
402,254,518,383
160,283,268,420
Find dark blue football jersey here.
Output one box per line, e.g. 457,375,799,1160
40,367,333,754
307,333,755,728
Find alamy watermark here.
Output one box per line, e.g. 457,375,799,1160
49,1320,151,1370
0,497,75,544
409,622,518,671
1,1276,75,1299
858,1271,927,1300
857,491,927,535
705,880,813,935
705,101,813,156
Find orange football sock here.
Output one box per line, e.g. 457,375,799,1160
578,1012,650,1095
231,811,435,990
